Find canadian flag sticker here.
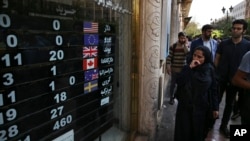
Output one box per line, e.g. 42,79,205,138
83,57,98,70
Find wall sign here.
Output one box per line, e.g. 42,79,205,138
0,0,116,140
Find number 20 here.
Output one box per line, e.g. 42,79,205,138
49,50,64,61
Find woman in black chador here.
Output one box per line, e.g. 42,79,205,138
174,46,219,141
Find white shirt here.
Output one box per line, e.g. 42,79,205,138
203,40,212,52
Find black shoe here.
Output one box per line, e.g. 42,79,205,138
169,98,175,105
219,126,230,138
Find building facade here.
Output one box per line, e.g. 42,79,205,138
245,0,250,19
0,0,191,141
231,0,246,19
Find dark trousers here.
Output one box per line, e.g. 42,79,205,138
239,89,250,124
169,71,180,99
218,81,229,103
220,83,243,128
232,95,239,114
240,109,250,124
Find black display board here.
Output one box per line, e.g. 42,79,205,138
0,1,115,140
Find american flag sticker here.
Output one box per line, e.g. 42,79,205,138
83,46,98,58
83,22,98,33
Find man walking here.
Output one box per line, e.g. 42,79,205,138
214,19,250,138
188,24,218,63
166,32,189,105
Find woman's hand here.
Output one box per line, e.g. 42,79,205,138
189,60,200,68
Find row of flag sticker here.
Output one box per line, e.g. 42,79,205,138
82,21,112,106
83,22,99,94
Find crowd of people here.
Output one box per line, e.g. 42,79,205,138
165,19,250,141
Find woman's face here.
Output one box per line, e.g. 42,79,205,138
192,50,205,64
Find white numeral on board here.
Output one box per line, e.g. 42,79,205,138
6,35,18,48
49,81,55,91
53,20,60,31
1,53,22,67
49,50,64,61
3,73,14,86
8,91,16,103
51,66,57,76
69,76,75,85
0,113,3,125
6,108,17,121
50,106,64,119
55,35,63,46
53,115,72,130
0,94,3,106
0,125,19,140
0,14,11,28
54,92,67,103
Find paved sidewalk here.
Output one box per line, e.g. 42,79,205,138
155,99,177,141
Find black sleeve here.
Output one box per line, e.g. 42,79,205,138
210,66,219,111
176,65,192,86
